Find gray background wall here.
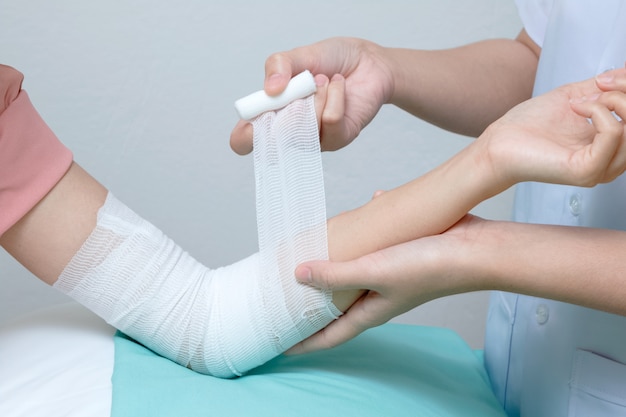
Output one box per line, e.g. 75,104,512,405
0,0,522,348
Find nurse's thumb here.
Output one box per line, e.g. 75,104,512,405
295,260,368,291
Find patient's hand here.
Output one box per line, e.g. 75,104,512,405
480,66,626,189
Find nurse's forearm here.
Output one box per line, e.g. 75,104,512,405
385,30,540,137
464,220,626,315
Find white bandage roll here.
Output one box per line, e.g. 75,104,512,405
234,70,317,120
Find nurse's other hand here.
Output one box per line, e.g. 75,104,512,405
483,67,626,188
287,215,486,355
230,37,393,155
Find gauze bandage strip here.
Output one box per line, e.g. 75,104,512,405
54,73,339,378
252,93,340,350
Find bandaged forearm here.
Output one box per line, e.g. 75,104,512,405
54,96,339,377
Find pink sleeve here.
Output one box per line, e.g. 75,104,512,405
0,65,73,236
0,64,23,114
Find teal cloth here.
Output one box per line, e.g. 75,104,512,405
111,324,505,417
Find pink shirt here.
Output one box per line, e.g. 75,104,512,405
0,65,73,236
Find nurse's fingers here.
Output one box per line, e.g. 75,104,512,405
286,293,390,354
230,120,254,155
313,74,330,125
264,47,320,96
229,74,331,156
294,258,379,292
319,74,349,151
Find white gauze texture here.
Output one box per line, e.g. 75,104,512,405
252,95,340,351
54,95,339,378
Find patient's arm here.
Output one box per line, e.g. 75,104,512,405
0,163,106,284
0,84,486,377
0,146,488,305
0,72,492,315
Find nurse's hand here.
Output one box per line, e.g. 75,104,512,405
230,37,393,155
230,73,334,153
287,215,486,354
482,67,626,189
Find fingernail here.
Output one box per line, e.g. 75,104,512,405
295,266,312,283
266,73,285,91
596,73,615,84
314,74,328,87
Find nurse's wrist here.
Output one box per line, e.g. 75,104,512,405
458,219,548,296
429,216,502,296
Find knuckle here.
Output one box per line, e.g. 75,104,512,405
320,267,340,289
609,123,624,137
264,52,284,67
264,51,295,75
583,170,605,186
321,106,343,125
573,169,597,187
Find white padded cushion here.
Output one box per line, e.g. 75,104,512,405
0,302,114,417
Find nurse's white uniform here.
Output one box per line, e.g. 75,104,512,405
484,1,626,416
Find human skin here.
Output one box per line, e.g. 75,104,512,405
228,29,626,353
229,30,542,310
0,30,543,300
289,71,626,353
3,68,623,311
230,30,541,154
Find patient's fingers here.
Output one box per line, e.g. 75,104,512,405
595,67,626,92
571,91,626,184
599,90,626,121
597,91,626,180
